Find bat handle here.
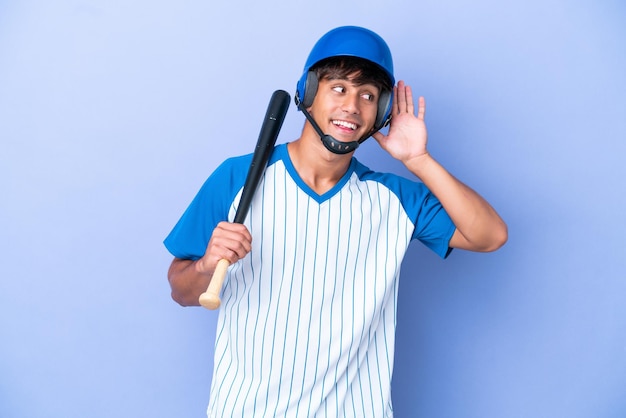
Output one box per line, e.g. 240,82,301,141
198,258,230,310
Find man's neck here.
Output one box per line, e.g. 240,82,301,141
287,128,353,195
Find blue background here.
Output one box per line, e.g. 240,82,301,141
1,1,625,417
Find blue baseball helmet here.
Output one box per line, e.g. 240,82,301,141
295,26,395,131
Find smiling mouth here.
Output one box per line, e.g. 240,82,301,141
332,119,358,130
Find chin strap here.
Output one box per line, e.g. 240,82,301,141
297,102,362,155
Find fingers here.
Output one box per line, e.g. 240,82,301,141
417,96,426,120
392,83,399,113
405,83,414,115
394,81,426,119
394,80,418,116
205,221,252,266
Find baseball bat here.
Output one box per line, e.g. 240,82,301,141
199,89,290,310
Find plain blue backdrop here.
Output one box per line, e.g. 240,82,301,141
1,0,625,417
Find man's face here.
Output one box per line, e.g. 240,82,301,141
308,76,380,144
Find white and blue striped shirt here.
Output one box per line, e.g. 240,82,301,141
165,143,455,417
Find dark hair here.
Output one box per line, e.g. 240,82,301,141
311,56,393,95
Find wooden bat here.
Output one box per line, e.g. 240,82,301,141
198,89,290,309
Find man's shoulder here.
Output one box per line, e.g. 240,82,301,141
352,159,424,192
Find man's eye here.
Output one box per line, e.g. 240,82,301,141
362,93,374,101
332,86,345,93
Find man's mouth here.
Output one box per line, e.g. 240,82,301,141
332,119,358,131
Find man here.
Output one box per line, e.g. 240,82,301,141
164,26,507,417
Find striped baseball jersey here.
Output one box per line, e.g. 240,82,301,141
164,143,455,417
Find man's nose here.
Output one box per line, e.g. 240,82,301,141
340,93,360,114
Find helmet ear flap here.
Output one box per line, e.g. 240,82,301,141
300,71,319,108
374,89,393,131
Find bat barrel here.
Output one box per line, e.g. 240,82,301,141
199,89,290,309
234,89,290,224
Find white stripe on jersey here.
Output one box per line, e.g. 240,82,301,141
207,160,412,418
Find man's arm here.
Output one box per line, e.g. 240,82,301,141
373,81,507,252
404,153,507,251
168,222,252,306
168,258,212,307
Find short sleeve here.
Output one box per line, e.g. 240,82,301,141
412,191,456,258
163,155,250,260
